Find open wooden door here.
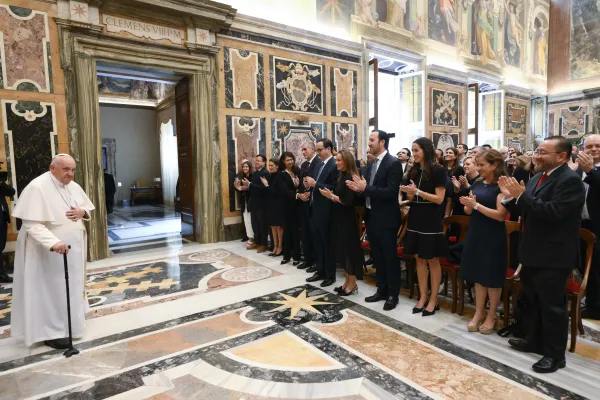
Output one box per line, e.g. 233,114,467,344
175,78,196,240
368,58,378,130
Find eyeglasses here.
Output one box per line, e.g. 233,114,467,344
533,150,562,156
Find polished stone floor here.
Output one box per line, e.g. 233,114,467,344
1,240,600,399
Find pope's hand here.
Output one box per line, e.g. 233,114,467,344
52,241,69,254
66,207,85,221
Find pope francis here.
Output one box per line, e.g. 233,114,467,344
11,154,94,349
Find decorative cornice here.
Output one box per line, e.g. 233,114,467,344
427,64,468,85
364,40,424,66
548,90,586,104
503,84,533,100
229,14,363,58
583,88,600,99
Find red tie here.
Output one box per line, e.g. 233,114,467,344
536,173,548,189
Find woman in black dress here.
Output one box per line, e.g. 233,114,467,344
401,137,448,316
444,147,466,218
233,160,253,247
459,150,509,334
319,150,362,296
449,156,479,214
261,158,284,256
276,152,302,265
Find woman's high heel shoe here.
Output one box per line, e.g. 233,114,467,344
422,302,439,317
412,306,424,314
467,320,482,332
334,286,344,293
338,286,358,296
479,319,497,335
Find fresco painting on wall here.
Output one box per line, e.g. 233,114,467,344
506,102,527,135
433,132,459,152
226,116,266,211
533,15,548,76
570,0,600,79
272,57,324,115
428,0,459,45
503,0,524,67
272,120,325,166
97,76,172,101
471,0,497,65
431,88,460,127
560,106,588,136
317,0,353,30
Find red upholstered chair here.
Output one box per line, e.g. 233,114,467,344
440,216,470,313
500,221,522,324
395,208,416,297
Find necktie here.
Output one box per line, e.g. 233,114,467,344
311,161,326,203
535,173,548,189
366,159,379,209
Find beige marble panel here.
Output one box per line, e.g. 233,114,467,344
230,49,259,109
314,312,544,400
333,68,354,117
227,331,335,369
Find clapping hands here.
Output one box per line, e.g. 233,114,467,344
346,174,367,193
498,176,526,198
400,180,418,196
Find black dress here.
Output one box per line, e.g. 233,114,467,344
265,171,285,227
403,164,449,259
278,169,301,261
459,181,507,288
330,174,363,279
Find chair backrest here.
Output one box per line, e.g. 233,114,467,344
579,228,596,294
397,205,410,246
442,215,469,243
505,221,520,270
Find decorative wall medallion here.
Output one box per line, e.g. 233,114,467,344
226,116,266,211
224,47,264,110
0,5,51,92
331,67,357,118
196,28,212,46
272,120,325,165
334,123,357,153
2,100,56,201
272,57,324,115
560,105,588,136
70,1,89,23
432,132,459,153
221,266,272,282
431,88,460,127
505,102,527,135
101,14,186,45
187,249,231,263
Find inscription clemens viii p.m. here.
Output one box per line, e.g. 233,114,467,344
102,14,186,45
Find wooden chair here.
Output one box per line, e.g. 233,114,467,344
501,221,523,325
439,216,470,313
567,228,595,352
503,228,595,353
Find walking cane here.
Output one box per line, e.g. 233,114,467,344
53,245,79,358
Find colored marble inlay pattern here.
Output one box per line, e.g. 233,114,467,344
313,311,544,400
0,5,51,92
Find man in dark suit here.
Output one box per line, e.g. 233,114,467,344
304,138,339,287
396,147,411,176
104,170,116,214
348,130,403,310
500,135,585,373
297,142,321,271
0,168,15,283
244,154,270,253
577,134,600,320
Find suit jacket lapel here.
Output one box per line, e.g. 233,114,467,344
372,154,388,185
533,164,565,196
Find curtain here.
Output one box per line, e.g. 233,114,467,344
160,120,178,207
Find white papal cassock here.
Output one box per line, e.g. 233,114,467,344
11,172,94,346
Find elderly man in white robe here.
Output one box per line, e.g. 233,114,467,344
11,154,94,349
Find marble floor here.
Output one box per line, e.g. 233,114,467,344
1,241,600,399
107,205,187,255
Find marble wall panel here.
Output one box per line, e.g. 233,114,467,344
334,123,357,153
560,105,589,136
431,88,461,128
224,47,264,110
506,136,526,152
2,100,55,199
330,67,357,118
272,120,325,166
432,132,459,152
548,111,555,136
0,5,51,92
227,116,266,211
506,102,527,136
271,56,325,115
